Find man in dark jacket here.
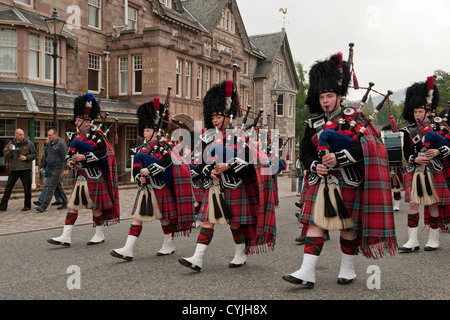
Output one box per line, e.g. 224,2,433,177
36,129,69,213
0,128,38,211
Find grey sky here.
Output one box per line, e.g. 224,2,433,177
236,0,450,101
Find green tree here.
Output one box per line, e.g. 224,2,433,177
434,69,450,115
295,61,311,150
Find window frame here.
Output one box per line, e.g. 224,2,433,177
88,0,102,29
176,59,182,97
132,55,142,94
126,6,138,31
119,56,128,95
0,28,17,77
88,53,101,93
185,61,191,99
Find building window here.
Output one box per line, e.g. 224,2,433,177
185,62,191,99
277,94,284,116
219,8,235,33
88,0,101,29
205,67,211,92
44,120,53,134
0,119,16,137
119,57,128,95
88,53,101,92
28,33,40,78
126,6,137,31
289,94,294,117
34,120,42,138
196,65,202,99
276,62,284,82
215,70,220,84
0,29,17,77
159,0,171,9
14,0,32,5
176,59,182,97
133,55,142,94
243,56,248,76
44,36,54,81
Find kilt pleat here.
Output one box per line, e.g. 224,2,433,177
198,183,258,227
300,170,360,231
131,186,177,220
405,168,450,205
71,172,112,211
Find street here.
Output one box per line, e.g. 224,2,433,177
0,177,449,312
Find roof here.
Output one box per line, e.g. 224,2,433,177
181,0,228,32
151,0,207,32
249,31,286,78
0,6,76,41
0,83,138,122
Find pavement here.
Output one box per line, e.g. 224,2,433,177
0,175,298,236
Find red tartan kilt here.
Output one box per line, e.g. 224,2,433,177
71,172,112,211
300,175,360,228
405,169,450,205
193,187,204,203
132,186,177,220
198,183,257,226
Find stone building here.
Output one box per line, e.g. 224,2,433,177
0,0,298,184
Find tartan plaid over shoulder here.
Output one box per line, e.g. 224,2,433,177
359,135,397,258
171,151,196,236
102,134,120,225
246,146,276,254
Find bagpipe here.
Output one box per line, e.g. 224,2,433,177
67,112,118,167
132,87,177,186
313,43,394,230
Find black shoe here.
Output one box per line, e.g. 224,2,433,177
33,201,41,206
35,207,45,213
398,246,420,253
47,238,71,247
424,246,439,251
337,278,354,285
282,275,314,289
21,207,31,211
228,261,246,268
110,250,133,261
295,202,303,209
178,257,201,272
295,235,306,244
51,201,63,206
57,204,68,210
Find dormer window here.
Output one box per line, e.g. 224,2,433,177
218,8,235,33
159,0,171,9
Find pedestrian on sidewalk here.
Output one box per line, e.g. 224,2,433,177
0,128,38,212
34,137,63,207
35,129,69,213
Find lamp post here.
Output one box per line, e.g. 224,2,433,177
45,8,65,131
271,90,278,130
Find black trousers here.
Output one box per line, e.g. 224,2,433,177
0,170,32,210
